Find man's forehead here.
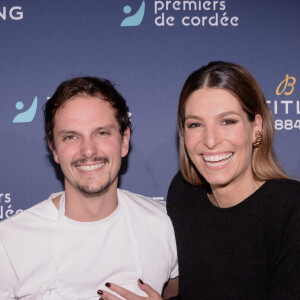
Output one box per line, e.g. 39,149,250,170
60,93,107,108
55,95,116,117
53,97,120,131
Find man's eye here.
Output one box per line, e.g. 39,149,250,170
187,122,201,129
97,131,109,136
63,135,76,141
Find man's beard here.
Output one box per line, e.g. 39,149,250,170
71,156,115,197
76,177,112,198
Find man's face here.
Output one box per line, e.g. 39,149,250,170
50,94,130,197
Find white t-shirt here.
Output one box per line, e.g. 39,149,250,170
0,189,178,300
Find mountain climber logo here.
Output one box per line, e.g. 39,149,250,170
13,96,38,123
121,0,145,27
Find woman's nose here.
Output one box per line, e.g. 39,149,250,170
203,126,222,149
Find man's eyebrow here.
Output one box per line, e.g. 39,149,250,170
56,130,78,136
56,125,117,136
93,125,118,131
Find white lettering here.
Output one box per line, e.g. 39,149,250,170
5,205,14,218
208,13,219,26
183,1,197,11
213,1,219,10
155,13,175,26
203,1,211,10
154,0,238,27
10,6,23,20
281,100,293,114
202,15,208,25
219,1,226,10
5,193,11,203
230,16,239,26
182,16,190,26
274,100,278,114
0,6,23,20
220,12,228,26
165,1,172,10
191,16,201,26
155,1,164,14
173,1,181,10
0,6,6,20
167,16,175,26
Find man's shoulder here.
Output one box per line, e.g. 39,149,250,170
0,192,61,231
117,189,171,226
118,188,167,214
117,189,176,243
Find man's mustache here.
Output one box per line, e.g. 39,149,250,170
71,157,109,166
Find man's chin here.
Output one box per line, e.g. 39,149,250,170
77,182,111,198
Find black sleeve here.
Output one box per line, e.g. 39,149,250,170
267,184,300,299
166,171,184,218
166,296,181,300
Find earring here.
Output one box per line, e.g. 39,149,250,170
253,131,263,148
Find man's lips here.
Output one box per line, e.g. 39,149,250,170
72,157,109,171
76,163,105,171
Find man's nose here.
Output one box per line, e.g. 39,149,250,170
80,137,97,158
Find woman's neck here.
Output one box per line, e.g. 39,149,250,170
208,178,265,208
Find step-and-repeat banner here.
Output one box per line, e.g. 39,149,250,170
1,0,299,219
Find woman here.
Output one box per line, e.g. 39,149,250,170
100,61,300,300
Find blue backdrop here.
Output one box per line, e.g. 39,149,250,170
1,0,300,219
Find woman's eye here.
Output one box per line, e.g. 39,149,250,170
221,119,237,125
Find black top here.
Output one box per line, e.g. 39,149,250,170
167,172,300,300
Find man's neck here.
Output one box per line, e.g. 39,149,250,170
53,184,119,222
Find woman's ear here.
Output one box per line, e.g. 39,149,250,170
252,114,263,145
254,114,263,132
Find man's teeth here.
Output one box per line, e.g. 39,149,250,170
76,163,104,171
203,153,233,166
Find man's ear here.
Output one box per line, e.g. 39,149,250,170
121,127,131,158
48,140,59,164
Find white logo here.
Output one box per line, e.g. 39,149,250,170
0,193,23,220
0,6,23,21
154,0,239,27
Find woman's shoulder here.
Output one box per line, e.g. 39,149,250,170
256,178,300,214
262,178,300,199
169,171,185,188
166,171,206,212
168,171,205,194
269,177,300,186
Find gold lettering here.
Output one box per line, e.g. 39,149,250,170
276,74,296,96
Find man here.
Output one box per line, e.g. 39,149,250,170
0,77,178,299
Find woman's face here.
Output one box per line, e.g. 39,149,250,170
184,88,262,191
